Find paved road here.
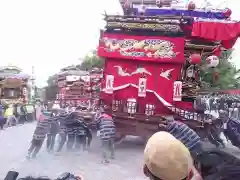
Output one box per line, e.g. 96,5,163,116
0,123,147,180
1,123,240,180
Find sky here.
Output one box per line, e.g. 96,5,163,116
0,0,239,87
0,0,123,87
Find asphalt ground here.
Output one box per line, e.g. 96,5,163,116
0,122,240,180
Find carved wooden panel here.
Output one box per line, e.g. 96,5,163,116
1,78,24,88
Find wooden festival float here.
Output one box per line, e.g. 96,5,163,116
57,65,102,111
0,65,30,105
97,0,240,139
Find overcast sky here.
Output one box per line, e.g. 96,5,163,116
0,0,238,87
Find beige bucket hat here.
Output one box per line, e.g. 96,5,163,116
144,131,193,180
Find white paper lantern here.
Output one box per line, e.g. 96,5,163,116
138,4,146,14
156,0,172,7
127,98,137,114
206,55,219,68
145,104,155,116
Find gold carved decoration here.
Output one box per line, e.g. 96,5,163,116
106,22,181,32
102,37,178,58
1,78,24,88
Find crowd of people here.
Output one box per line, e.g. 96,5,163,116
22,108,240,180
0,103,36,129
27,107,116,164
7,98,237,180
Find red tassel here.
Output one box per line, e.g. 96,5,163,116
213,71,219,82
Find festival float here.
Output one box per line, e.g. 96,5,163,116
0,65,30,105
97,0,240,139
57,65,102,111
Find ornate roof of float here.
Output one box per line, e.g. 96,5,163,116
0,65,30,79
58,70,89,76
99,0,239,59
60,65,79,71
0,65,22,72
59,65,89,76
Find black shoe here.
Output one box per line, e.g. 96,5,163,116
102,160,109,164
110,156,115,159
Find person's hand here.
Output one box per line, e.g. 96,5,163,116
75,176,83,180
205,119,212,124
189,166,203,180
159,124,167,128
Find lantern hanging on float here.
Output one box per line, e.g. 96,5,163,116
138,4,146,15
206,55,220,68
127,98,137,116
189,53,201,65
123,0,131,10
156,0,162,7
156,0,172,8
187,1,196,10
213,71,219,82
223,8,232,18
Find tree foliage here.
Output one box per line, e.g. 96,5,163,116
201,49,240,89
44,74,58,101
78,50,104,70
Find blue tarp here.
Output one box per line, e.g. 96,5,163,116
133,8,225,20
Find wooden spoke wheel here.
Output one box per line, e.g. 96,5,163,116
115,134,126,144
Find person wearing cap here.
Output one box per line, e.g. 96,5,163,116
143,131,202,180
159,119,203,161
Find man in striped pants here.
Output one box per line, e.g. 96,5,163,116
94,109,116,163
27,116,50,159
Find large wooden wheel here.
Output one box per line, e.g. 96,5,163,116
115,133,126,144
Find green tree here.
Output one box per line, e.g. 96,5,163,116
44,74,58,101
201,49,240,89
78,50,104,70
